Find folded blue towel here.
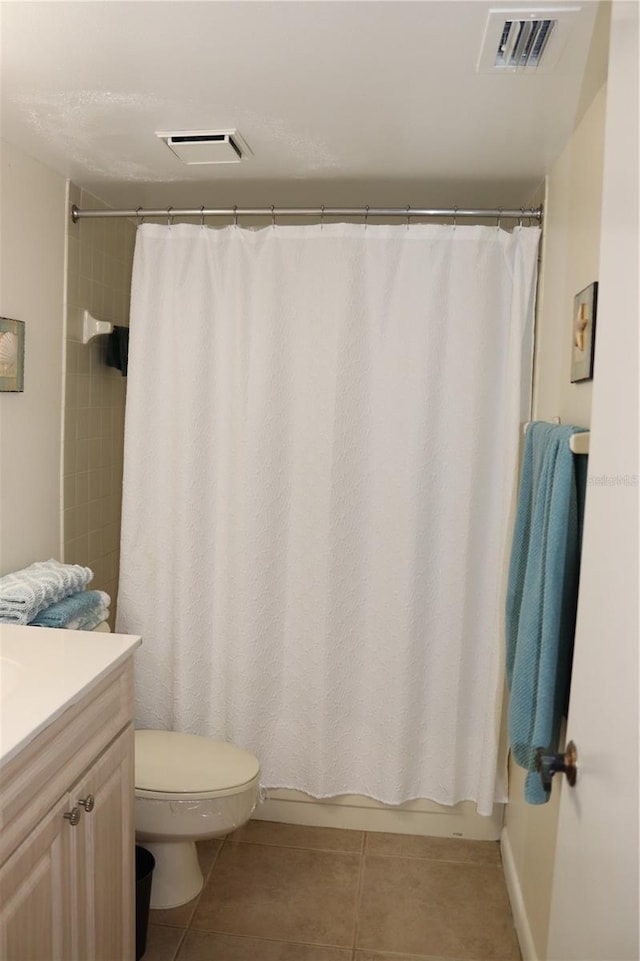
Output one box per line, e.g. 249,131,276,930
29,589,110,629
0,559,93,624
506,422,588,803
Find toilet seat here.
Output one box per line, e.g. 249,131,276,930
135,729,261,799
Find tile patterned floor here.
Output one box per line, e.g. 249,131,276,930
143,821,521,961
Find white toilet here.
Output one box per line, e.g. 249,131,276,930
134,730,261,909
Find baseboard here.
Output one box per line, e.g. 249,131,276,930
501,826,539,961
254,789,503,839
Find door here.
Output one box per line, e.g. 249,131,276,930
546,4,639,960
74,725,135,961
0,793,73,961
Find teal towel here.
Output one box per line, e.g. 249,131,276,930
506,422,588,803
29,589,110,629
0,559,93,624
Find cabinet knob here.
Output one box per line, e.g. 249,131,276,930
78,794,95,812
63,807,81,826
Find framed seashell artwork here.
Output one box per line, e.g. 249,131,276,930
0,317,25,392
570,282,598,383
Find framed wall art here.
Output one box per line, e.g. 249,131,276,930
0,317,25,392
571,282,598,383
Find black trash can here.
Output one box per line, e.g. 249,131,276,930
135,845,155,961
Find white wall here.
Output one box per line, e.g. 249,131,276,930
532,83,608,428
501,83,608,961
547,3,639,954
0,140,66,573
62,184,135,625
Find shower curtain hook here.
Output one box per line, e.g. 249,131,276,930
167,206,174,228
365,205,370,230
406,205,411,230
200,206,205,228
271,205,276,230
453,206,458,231
519,207,525,228
321,205,325,231
496,207,503,231
233,205,238,228
136,206,144,226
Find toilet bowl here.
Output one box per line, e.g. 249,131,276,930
134,730,261,909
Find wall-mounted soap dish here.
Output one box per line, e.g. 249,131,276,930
81,309,113,345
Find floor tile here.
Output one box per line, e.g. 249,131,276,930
150,897,199,929
364,833,500,865
142,924,185,961
231,818,364,853
191,841,361,947
357,856,520,960
177,930,354,960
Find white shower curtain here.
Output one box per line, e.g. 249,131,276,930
117,222,540,815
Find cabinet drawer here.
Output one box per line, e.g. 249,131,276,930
0,661,133,866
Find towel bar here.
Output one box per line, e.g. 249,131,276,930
523,420,590,454
81,308,113,345
568,432,590,454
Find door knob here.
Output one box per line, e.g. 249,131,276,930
78,794,95,812
63,807,81,826
535,741,578,791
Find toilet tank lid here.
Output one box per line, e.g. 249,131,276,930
135,730,260,794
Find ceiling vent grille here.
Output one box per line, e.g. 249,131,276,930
156,130,252,165
477,7,580,73
495,18,555,68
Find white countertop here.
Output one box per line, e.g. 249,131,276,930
0,624,141,766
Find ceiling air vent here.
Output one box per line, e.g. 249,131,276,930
495,18,555,68
477,7,580,73
156,130,252,165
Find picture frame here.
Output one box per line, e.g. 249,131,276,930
0,318,25,392
570,282,598,383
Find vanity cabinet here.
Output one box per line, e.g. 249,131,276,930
0,659,135,961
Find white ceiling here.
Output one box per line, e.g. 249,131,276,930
0,1,607,210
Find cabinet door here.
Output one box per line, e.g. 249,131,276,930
74,725,135,961
0,793,73,961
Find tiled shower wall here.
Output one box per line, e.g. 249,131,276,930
63,183,136,624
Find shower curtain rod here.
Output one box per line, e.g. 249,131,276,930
70,203,543,224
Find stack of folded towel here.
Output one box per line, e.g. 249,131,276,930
0,559,110,630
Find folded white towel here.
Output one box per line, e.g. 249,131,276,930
0,559,93,625
64,599,111,632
